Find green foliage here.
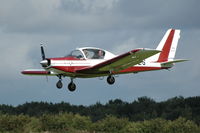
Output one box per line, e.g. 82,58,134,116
122,117,200,133
123,118,168,133
38,113,92,132
0,114,31,133
92,115,129,133
24,117,41,132
72,114,92,130
1,96,200,124
0,96,200,132
0,114,199,133
164,117,200,133
39,113,68,132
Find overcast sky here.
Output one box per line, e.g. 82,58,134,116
0,0,199,106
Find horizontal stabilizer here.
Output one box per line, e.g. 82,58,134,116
160,59,188,65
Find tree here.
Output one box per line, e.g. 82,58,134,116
0,114,31,133
92,115,129,133
164,117,200,133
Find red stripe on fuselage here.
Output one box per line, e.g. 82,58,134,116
157,29,175,62
52,66,88,73
49,57,85,61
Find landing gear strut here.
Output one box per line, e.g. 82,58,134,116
56,75,63,89
56,75,76,91
107,75,115,85
68,78,76,92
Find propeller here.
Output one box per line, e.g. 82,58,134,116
40,44,46,60
40,44,50,67
40,44,50,82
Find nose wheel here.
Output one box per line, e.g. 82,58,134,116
56,80,63,89
107,75,115,85
56,76,76,92
56,75,63,89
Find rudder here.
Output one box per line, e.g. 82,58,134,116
156,29,180,62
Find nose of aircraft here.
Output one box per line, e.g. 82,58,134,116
40,60,49,67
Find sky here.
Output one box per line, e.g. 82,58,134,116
0,0,199,106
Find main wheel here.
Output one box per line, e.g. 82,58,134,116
107,75,115,85
68,82,76,92
56,80,63,89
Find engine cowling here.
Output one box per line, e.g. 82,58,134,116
40,59,51,67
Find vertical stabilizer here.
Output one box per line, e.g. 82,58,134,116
156,29,180,62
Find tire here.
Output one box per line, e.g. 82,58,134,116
107,76,115,85
68,82,76,92
56,80,63,89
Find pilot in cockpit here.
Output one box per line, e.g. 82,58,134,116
83,49,89,58
98,50,104,59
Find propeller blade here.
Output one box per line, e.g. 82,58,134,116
40,44,46,60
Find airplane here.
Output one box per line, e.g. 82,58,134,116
21,29,187,92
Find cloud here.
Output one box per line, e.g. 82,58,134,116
0,32,35,79
1,0,199,35
112,37,138,54
0,0,120,34
60,0,119,13
115,0,200,29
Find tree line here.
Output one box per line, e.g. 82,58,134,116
1,96,200,123
0,96,200,132
0,113,199,133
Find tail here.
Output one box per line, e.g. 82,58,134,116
156,29,180,62
149,29,187,64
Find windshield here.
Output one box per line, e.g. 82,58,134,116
82,49,105,59
65,50,84,59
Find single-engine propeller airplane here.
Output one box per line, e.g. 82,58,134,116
22,29,187,92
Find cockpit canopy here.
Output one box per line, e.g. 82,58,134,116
82,48,105,59
68,50,84,59
66,47,115,60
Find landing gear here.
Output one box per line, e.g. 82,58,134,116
68,82,76,92
56,75,76,91
56,80,63,89
68,78,76,92
56,75,63,89
107,75,115,85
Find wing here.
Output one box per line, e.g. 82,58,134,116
21,69,57,76
76,48,161,74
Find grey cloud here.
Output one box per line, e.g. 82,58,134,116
110,0,200,30
59,0,118,14
1,0,200,34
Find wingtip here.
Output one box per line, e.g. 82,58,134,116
21,71,25,75
180,59,190,62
